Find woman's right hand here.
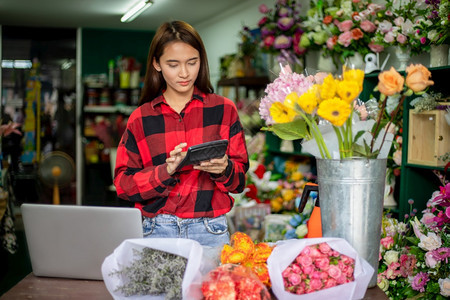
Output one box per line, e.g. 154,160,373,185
166,142,187,175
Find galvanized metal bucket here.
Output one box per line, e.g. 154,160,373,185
316,158,387,288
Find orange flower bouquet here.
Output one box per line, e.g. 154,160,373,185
260,63,434,159
201,232,274,299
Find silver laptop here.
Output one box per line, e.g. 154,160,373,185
21,203,143,280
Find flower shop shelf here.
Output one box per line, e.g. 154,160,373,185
217,76,270,102
397,66,450,220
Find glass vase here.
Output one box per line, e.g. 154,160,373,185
429,44,449,68
395,47,410,71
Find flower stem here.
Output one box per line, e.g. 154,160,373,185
334,126,345,159
296,109,331,159
378,95,406,155
370,94,388,153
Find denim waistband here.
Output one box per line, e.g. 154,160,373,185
143,214,224,225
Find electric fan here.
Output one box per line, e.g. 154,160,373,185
38,151,75,205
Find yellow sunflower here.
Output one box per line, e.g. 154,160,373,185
317,98,352,126
297,89,318,114
320,74,338,100
343,67,365,91
337,80,361,104
284,92,299,110
270,102,297,123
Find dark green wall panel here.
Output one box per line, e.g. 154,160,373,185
81,28,154,76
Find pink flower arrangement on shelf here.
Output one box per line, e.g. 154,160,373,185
299,0,385,61
282,242,355,294
323,0,385,60
372,0,428,55
257,0,306,64
378,181,450,299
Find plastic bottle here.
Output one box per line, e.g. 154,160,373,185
108,59,115,87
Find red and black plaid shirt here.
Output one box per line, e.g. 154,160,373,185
114,87,249,218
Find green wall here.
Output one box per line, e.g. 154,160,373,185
81,28,154,76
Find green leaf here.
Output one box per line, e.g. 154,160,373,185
353,139,378,158
270,119,309,140
353,130,366,144
406,236,420,246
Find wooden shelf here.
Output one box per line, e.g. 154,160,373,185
217,76,270,102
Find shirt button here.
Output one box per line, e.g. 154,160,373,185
178,118,182,122
177,193,181,197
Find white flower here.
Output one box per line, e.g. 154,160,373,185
401,19,414,35
425,251,438,268
427,30,440,42
295,224,308,238
378,277,389,291
439,278,450,297
418,232,442,251
384,250,399,265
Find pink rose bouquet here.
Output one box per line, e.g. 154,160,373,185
282,242,355,294
268,238,374,299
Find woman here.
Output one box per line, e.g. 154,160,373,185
114,20,249,248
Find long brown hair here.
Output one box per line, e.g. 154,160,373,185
138,20,214,106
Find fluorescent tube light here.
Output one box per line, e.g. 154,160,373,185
121,0,153,23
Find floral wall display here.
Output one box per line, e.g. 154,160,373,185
256,0,306,69
378,176,450,299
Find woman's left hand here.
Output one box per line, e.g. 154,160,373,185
194,154,228,175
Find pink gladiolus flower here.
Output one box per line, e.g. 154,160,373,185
259,4,269,14
384,32,395,43
425,251,438,268
381,236,395,249
397,34,407,44
394,17,405,27
369,42,384,53
420,37,427,44
338,20,354,32
326,36,337,50
360,20,377,33
338,31,353,47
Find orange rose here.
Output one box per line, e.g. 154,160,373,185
377,67,404,96
323,15,333,25
351,28,364,40
405,64,434,92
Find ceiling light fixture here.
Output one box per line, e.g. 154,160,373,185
121,0,153,23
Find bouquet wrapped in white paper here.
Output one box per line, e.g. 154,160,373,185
268,237,374,300
102,238,218,300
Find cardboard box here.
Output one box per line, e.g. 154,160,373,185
408,109,450,166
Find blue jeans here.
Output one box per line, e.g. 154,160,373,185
142,214,230,248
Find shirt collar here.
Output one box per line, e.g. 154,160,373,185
151,86,205,109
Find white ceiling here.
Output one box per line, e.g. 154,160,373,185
0,0,250,31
